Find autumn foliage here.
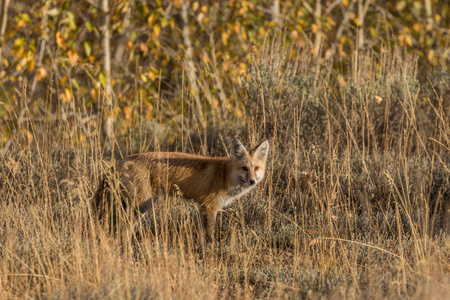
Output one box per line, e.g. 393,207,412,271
0,0,448,143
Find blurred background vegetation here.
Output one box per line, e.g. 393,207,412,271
0,0,448,149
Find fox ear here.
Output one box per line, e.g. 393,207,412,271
232,139,247,159
253,140,269,161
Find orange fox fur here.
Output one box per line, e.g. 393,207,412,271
93,139,269,240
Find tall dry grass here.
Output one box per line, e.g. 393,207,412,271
1,36,450,299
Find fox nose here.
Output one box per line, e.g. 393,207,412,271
249,179,256,185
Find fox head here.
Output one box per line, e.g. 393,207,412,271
231,139,269,186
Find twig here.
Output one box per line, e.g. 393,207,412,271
0,0,9,69
317,237,414,271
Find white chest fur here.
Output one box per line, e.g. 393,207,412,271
219,178,262,209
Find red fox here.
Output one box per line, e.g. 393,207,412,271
93,139,269,240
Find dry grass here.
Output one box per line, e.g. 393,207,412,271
1,39,450,299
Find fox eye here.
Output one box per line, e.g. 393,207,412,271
255,166,259,171
242,166,248,171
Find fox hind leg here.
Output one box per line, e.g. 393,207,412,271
132,196,158,241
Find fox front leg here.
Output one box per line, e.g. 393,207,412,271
200,208,217,242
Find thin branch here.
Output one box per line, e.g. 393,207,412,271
0,0,10,68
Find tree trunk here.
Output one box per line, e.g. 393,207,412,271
357,0,372,50
272,0,280,25
180,0,205,130
424,0,433,30
101,0,114,149
357,0,364,49
313,0,322,57
114,0,133,64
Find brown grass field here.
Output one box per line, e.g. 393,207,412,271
1,38,450,299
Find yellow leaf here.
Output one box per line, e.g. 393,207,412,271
153,24,161,37
68,50,79,65
174,0,181,9
13,38,25,56
17,19,26,28
234,22,240,34
412,23,423,33
15,58,24,71
201,5,208,13
405,35,413,46
161,18,168,28
328,17,336,27
56,32,67,50
222,61,228,72
221,32,229,46
398,34,405,46
140,43,148,53
36,67,47,81
149,70,157,81
434,14,441,24
396,1,406,11
64,88,73,102
291,30,298,39
123,106,133,120
113,106,120,118
239,62,247,74
235,107,243,118
259,26,265,36
375,95,383,104
148,15,156,26
342,0,349,7
192,1,199,11
413,1,422,10
141,74,148,83
91,88,98,100
26,58,35,73
427,50,438,65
